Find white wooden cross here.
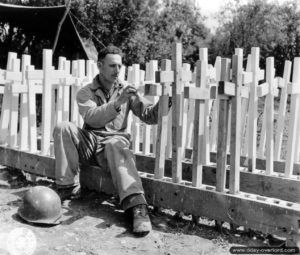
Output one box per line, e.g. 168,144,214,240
274,61,291,161
26,49,69,155
142,60,158,155
70,59,89,128
184,48,216,187
285,57,300,177
144,59,173,179
247,47,265,172
256,57,279,175
0,52,19,146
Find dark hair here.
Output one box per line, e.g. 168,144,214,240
97,44,123,61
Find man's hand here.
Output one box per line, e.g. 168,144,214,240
114,85,137,109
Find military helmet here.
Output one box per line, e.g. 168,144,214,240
18,186,62,225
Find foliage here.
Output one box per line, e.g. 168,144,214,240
69,0,209,67
210,0,300,75
0,0,209,69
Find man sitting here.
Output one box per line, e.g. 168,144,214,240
53,45,168,236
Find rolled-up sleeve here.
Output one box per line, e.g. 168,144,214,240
76,87,119,128
130,94,159,125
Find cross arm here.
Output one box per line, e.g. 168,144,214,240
287,82,300,95
184,85,217,100
144,83,171,97
257,82,279,97
218,81,249,99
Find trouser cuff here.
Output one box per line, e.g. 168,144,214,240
122,193,147,211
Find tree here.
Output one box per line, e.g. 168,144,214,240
0,0,210,68
210,0,300,75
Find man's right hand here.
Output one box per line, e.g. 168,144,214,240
114,85,137,109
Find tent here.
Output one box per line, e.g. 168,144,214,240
0,3,97,68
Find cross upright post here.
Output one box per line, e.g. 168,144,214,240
0,52,18,145
216,58,231,192
274,61,292,161
285,57,300,177
37,49,70,155
229,52,243,194
248,47,262,172
145,59,173,179
256,57,278,174
171,42,184,183
184,48,216,187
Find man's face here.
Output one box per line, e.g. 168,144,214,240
98,54,122,84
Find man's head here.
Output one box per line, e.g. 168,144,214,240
97,45,123,84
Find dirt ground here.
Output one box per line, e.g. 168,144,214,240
0,166,288,255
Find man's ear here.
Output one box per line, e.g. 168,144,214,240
97,61,102,69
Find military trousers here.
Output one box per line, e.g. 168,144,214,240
53,121,146,206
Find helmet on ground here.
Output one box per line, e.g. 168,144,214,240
18,186,62,225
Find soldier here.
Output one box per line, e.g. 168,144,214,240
53,45,170,236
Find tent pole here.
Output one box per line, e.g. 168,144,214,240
52,0,72,53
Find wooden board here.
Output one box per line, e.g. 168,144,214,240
8,58,21,148
274,62,291,161
19,55,31,151
27,65,38,153
265,57,275,175
154,59,172,179
171,43,183,183
248,48,260,172
41,49,53,155
229,54,243,194
285,58,300,177
0,53,18,145
1,145,300,204
216,58,231,192
3,144,296,241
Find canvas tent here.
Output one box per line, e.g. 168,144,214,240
0,3,96,68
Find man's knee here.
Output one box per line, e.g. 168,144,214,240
104,137,129,151
53,121,75,137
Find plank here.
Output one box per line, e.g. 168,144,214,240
185,87,195,150
55,57,66,126
70,60,79,125
8,58,21,149
0,52,17,145
1,145,300,203
126,66,134,138
265,57,275,175
191,60,204,187
153,59,172,179
188,48,213,187
216,58,231,192
41,49,53,155
285,57,300,177
63,60,71,122
131,64,141,154
19,55,31,151
200,50,211,165
143,60,158,155
229,53,243,194
171,42,183,183
210,56,221,152
141,174,300,243
241,54,252,157
27,65,38,153
77,60,86,128
182,63,191,158
86,60,98,81
248,48,260,172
